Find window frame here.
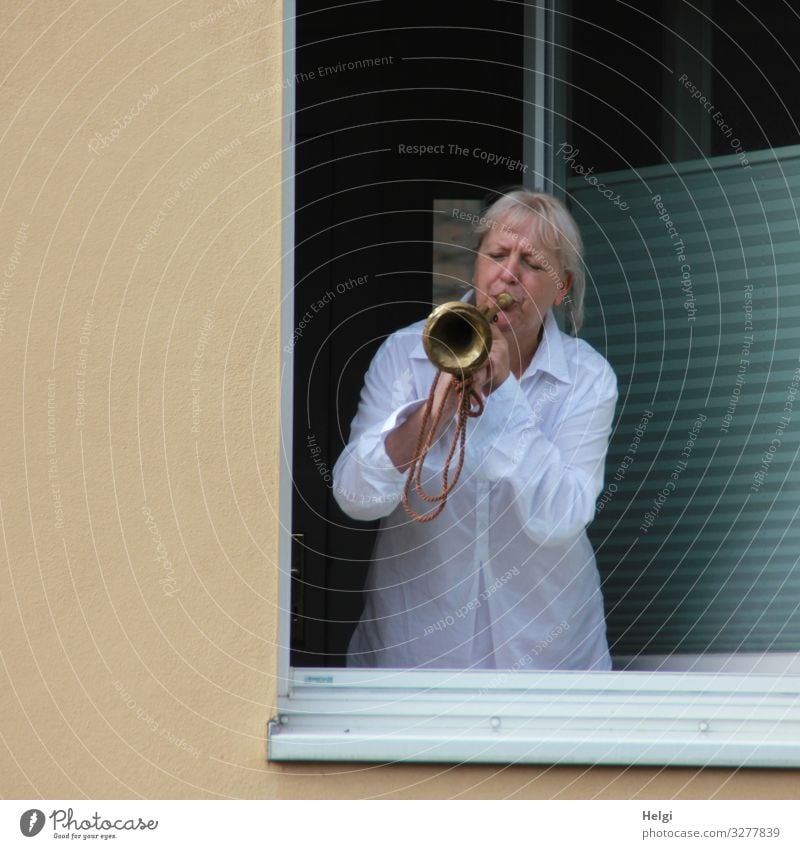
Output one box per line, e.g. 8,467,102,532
271,0,800,767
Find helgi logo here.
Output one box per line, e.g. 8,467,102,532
19,809,45,837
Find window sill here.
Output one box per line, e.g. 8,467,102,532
268,667,800,766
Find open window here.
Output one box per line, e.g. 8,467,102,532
270,0,800,765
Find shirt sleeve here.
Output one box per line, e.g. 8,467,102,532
462,360,618,545
332,333,425,520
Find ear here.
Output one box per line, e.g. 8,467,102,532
554,272,572,306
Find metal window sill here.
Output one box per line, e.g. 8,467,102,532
268,667,800,767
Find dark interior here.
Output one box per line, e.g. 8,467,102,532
290,0,800,666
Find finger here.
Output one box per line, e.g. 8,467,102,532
473,365,489,390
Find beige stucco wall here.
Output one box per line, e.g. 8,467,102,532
0,0,796,799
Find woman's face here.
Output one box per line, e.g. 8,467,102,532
472,217,571,345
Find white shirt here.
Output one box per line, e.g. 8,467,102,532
332,304,618,671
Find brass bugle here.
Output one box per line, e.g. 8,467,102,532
422,293,514,377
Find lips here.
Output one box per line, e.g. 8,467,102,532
493,304,514,328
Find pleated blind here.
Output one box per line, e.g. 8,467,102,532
570,144,800,656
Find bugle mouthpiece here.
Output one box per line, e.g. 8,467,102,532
486,293,514,322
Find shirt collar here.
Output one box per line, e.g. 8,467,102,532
409,289,572,386
521,308,572,385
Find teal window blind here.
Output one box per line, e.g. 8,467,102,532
571,144,800,656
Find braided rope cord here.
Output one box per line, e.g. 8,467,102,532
401,371,484,522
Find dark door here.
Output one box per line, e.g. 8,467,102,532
291,0,525,665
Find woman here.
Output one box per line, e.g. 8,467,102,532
333,188,618,671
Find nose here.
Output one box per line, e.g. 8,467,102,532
497,254,520,285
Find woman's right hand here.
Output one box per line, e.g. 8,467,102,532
385,372,459,473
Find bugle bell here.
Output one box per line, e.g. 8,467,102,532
422,293,514,377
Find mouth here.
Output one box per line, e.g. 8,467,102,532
490,293,515,322
494,293,515,310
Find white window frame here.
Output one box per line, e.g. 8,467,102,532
270,0,800,767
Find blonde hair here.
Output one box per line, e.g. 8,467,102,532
473,189,586,334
